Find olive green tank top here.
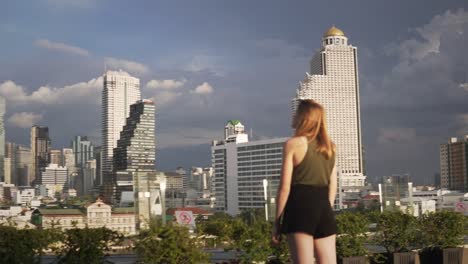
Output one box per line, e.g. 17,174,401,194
291,140,335,187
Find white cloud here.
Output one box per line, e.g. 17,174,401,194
460,83,468,91
185,54,226,77
0,77,102,105
105,57,149,75
146,79,186,90
7,112,43,128
384,9,467,61
378,128,417,144
150,91,182,106
191,82,214,95
35,39,90,56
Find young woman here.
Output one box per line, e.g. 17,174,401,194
272,99,337,264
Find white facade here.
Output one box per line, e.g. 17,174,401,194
41,164,68,194
102,70,141,181
293,26,365,188
13,188,35,205
212,136,287,215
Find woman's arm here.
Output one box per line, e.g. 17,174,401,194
328,165,337,207
275,139,295,224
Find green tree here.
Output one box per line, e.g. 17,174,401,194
135,222,209,264
418,211,467,263
336,212,369,260
236,220,272,263
0,225,62,264
55,227,122,264
419,211,466,249
374,210,418,254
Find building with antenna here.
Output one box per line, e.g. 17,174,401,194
212,120,286,216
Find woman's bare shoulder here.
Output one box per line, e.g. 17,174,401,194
284,136,307,151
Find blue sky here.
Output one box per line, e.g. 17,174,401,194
1,0,467,184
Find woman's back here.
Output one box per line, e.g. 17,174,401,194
291,138,335,187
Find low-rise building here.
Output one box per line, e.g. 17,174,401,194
36,198,136,235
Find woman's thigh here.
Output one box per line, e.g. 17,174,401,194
314,234,336,264
287,232,315,264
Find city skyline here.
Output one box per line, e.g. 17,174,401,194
1,1,467,184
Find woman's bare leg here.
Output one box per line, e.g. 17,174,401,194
314,234,336,264
287,232,315,264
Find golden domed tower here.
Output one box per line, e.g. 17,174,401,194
293,25,366,206
322,25,348,47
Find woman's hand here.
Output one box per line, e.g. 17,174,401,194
271,220,281,245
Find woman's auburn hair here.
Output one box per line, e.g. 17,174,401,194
293,99,335,159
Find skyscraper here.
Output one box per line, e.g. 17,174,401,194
48,149,62,165
72,136,94,167
102,70,141,183
0,97,5,182
293,26,366,189
5,142,16,185
31,126,51,185
113,99,156,175
103,99,155,203
440,136,468,192
16,145,33,186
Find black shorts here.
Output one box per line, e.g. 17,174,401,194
280,184,337,239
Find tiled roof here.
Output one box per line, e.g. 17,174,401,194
113,207,135,214
39,209,84,216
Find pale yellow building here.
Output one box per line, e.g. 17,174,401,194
37,198,136,235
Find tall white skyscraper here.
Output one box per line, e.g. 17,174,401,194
102,70,141,183
293,26,366,189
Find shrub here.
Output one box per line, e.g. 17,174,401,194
336,212,369,259
0,225,61,264
55,227,123,264
374,210,418,253
135,222,209,264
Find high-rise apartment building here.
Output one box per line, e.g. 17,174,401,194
94,146,103,186
292,26,366,189
440,136,468,192
41,164,68,194
0,97,5,182
83,159,97,195
31,126,51,185
102,70,141,182
5,142,16,185
72,136,94,167
212,120,286,215
16,146,33,186
48,149,62,165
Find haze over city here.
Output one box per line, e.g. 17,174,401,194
1,0,467,184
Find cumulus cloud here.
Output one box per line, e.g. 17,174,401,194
7,112,43,128
377,128,417,144
384,9,467,61
35,39,90,56
105,57,149,75
191,82,214,94
0,77,102,105
150,91,182,106
185,54,226,77
146,79,186,90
